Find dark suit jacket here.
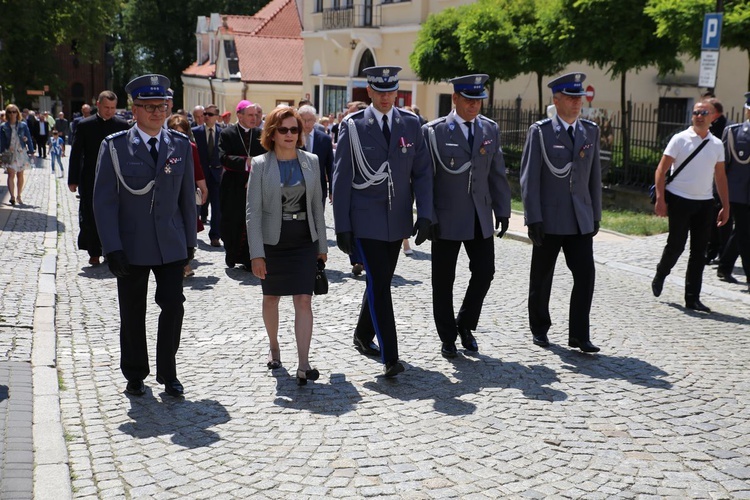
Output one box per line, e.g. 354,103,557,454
192,124,222,170
219,124,265,175
26,115,39,143
68,114,130,194
308,129,334,201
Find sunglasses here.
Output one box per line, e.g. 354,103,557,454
7,110,18,114
204,112,217,117
277,127,300,135
692,110,710,116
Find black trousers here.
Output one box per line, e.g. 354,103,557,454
78,195,102,258
529,233,595,341
431,227,494,343
656,191,713,301
354,238,402,364
718,202,750,279
117,260,185,382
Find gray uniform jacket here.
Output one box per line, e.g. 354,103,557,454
332,106,433,241
423,111,511,240
520,117,602,235
93,128,197,266
246,149,328,260
723,120,750,205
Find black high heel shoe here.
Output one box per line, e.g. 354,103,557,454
9,197,15,206
267,349,282,370
296,368,319,386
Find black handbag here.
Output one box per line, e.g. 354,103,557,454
314,259,328,295
649,139,709,204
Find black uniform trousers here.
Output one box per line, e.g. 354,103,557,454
77,187,102,258
529,233,595,341
718,202,750,280
656,191,713,301
117,260,185,383
431,217,495,343
354,238,402,364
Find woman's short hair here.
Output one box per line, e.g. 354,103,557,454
260,106,303,151
167,114,191,135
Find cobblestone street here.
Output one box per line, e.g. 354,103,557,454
2,158,750,498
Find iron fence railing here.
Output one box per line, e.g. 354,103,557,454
484,100,746,189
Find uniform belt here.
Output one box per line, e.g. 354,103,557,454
282,212,307,221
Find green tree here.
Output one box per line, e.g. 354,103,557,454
554,0,681,172
112,0,268,106
0,0,119,107
646,0,750,88
410,6,472,84
459,0,569,116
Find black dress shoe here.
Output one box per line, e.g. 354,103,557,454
125,380,145,396
352,263,364,276
225,255,235,268
441,342,457,358
686,300,712,313
532,334,550,347
353,335,380,356
457,327,478,352
568,339,601,353
652,273,665,297
717,271,740,284
156,375,184,397
383,360,405,378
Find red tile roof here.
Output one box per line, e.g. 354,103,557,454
235,36,303,83
184,0,302,84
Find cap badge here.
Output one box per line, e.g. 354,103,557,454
383,69,390,77
150,75,159,85
475,76,482,84
575,73,582,82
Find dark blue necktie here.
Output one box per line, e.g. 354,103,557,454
148,137,158,165
465,121,474,149
382,115,391,144
567,125,574,143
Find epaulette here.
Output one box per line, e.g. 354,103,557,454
399,108,418,118
477,115,495,124
580,118,599,127
104,130,128,141
534,118,552,126
425,116,447,128
170,130,189,140
726,123,742,129
347,108,366,119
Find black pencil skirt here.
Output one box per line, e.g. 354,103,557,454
261,219,317,296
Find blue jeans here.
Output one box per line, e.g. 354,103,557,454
50,153,63,172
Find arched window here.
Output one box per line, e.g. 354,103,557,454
356,50,375,76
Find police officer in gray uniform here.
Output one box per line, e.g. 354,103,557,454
717,92,750,285
520,72,602,353
332,66,433,377
94,74,197,397
423,74,511,358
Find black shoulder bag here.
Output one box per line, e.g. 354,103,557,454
649,138,709,204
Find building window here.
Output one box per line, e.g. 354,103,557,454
314,0,323,12
324,85,348,116
357,50,376,76
396,91,411,108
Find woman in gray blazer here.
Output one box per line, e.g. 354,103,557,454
246,106,328,385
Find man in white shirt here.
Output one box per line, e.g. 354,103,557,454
299,105,333,203
652,100,730,313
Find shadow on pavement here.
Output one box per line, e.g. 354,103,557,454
0,384,8,402
119,391,230,449
552,346,673,389
362,354,567,416
666,302,750,325
1,211,60,232
391,274,423,287
77,264,111,280
272,370,362,415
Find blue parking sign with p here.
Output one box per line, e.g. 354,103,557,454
702,13,723,51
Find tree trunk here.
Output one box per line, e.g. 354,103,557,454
620,72,630,179
537,72,544,119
